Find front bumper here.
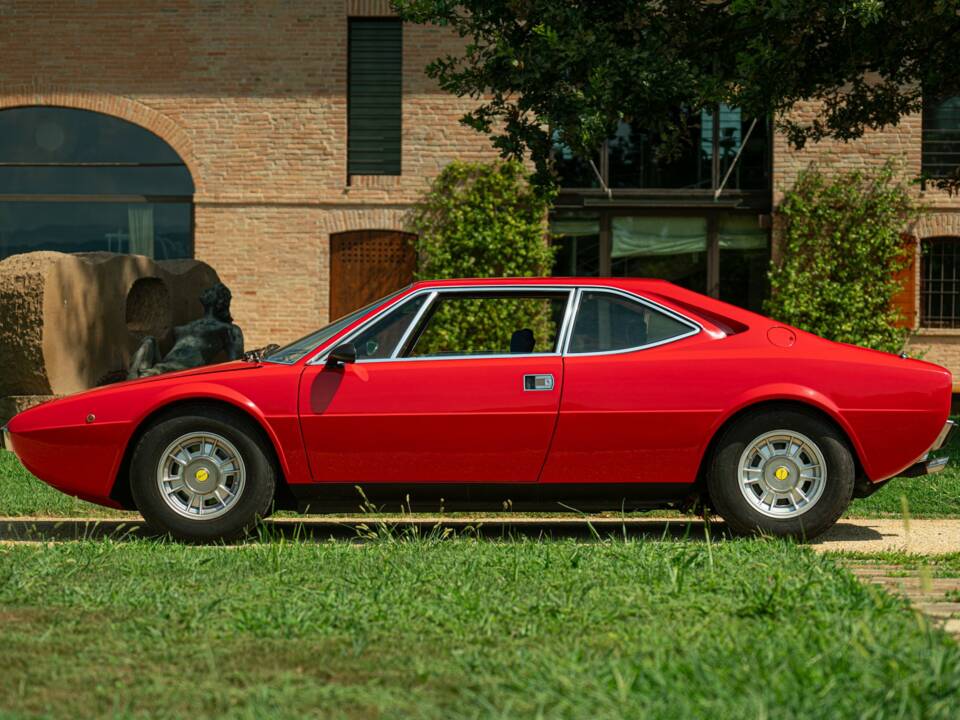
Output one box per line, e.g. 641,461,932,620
1,425,12,453
900,419,955,478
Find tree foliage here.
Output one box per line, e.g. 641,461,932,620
392,0,960,187
765,163,919,353
407,160,557,354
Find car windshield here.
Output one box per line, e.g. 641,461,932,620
263,287,410,364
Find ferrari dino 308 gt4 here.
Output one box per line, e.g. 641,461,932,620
3,278,954,542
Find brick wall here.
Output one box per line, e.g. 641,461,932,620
0,0,499,346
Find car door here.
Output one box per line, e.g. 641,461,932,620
298,287,573,483
539,288,710,485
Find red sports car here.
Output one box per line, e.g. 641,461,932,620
3,278,954,542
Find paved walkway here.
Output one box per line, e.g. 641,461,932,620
840,561,960,640
813,518,960,555
1,515,959,552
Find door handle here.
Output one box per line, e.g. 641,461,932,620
523,374,555,391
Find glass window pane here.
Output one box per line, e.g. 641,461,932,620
923,96,960,179
568,290,695,353
610,216,708,294
266,288,411,364
0,107,185,164
551,132,601,188
353,294,427,360
550,214,600,276
0,165,194,196
718,214,769,312
921,238,960,328
608,113,711,189
715,105,770,191
0,201,191,260
408,293,568,357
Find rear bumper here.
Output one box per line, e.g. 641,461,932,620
900,419,955,478
900,455,950,478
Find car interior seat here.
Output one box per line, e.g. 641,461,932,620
509,328,536,353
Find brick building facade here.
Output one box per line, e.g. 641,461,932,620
0,0,499,348
2,1,960,375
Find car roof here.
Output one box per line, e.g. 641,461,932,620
411,277,675,291
407,277,768,333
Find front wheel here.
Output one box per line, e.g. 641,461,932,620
706,408,855,539
130,407,276,543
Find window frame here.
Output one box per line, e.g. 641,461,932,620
563,287,701,356
306,284,702,365
0,106,195,260
552,108,772,194
398,289,575,360
921,95,960,184
920,236,960,329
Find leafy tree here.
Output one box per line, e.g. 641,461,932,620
392,0,960,187
407,160,557,354
765,163,919,353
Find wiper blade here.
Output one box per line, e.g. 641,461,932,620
243,344,280,363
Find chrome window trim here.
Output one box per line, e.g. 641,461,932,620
307,285,577,365
562,286,702,357
389,291,438,359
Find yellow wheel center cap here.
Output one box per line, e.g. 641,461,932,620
774,466,790,482
195,468,210,483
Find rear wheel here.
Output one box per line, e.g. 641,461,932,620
130,407,276,543
706,408,854,539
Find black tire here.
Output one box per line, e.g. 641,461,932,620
130,407,276,543
706,407,855,540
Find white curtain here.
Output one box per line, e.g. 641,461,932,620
128,205,155,257
550,216,600,237
611,215,767,258
612,216,707,258
718,215,768,251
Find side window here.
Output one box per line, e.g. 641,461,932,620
405,292,569,358
353,294,427,360
568,291,695,353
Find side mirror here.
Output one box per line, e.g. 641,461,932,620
326,342,357,367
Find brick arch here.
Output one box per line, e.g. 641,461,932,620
320,208,409,235
916,213,960,240
0,88,202,196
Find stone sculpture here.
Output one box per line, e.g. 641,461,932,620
127,282,244,378
0,251,221,424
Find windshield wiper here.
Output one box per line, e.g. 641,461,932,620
243,344,280,363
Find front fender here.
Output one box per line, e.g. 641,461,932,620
7,365,308,507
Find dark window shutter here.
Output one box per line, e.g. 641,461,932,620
348,19,402,176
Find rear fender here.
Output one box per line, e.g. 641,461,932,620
701,384,870,477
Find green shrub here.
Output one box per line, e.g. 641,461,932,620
407,160,557,354
765,163,919,353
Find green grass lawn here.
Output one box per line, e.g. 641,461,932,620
0,450,129,518
0,537,958,719
2,442,959,519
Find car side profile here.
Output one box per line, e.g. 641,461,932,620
3,277,954,543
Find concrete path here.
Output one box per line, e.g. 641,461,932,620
1,515,959,553
840,561,960,640
813,518,960,555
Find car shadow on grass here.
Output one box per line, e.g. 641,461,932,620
0,516,886,544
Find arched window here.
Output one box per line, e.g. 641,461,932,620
0,107,193,261
921,236,960,328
